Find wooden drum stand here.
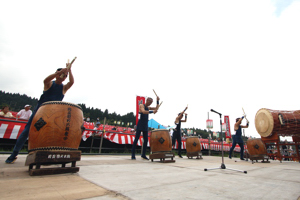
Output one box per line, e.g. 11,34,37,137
25,149,81,176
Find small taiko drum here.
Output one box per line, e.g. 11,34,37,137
255,108,300,137
246,138,267,157
186,136,201,153
28,101,84,151
150,129,172,153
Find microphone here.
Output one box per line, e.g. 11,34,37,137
211,109,222,115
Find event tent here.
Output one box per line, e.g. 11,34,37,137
148,118,166,129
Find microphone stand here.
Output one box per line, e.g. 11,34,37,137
204,109,247,174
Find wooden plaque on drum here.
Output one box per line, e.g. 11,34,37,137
25,150,81,176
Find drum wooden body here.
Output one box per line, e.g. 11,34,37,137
246,138,267,157
29,101,84,151
255,108,300,137
186,136,201,153
150,129,172,153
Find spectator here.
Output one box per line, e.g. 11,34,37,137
17,105,32,120
95,121,101,126
0,106,14,118
282,140,289,161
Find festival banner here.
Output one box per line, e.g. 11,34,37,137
224,115,231,138
136,96,146,126
206,119,213,129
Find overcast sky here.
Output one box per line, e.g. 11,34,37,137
1,0,300,139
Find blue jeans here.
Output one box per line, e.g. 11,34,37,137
8,111,35,159
131,130,148,158
229,135,244,159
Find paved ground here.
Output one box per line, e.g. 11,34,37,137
1,154,300,200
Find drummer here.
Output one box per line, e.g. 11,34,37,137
228,116,249,160
172,108,188,158
131,96,160,160
5,62,75,164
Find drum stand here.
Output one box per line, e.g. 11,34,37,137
204,110,247,174
150,151,175,163
25,150,81,176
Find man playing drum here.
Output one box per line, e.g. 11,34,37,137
5,62,75,164
228,116,249,160
172,107,188,158
131,96,160,160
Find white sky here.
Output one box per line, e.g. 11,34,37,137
0,0,300,139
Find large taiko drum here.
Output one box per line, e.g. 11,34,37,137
28,101,84,151
150,129,172,153
246,138,267,157
255,108,300,137
186,136,201,153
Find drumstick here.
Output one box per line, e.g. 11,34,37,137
183,106,188,112
158,101,163,108
153,89,158,97
176,106,188,123
242,107,249,123
60,57,77,78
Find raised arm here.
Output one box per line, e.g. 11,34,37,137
234,117,249,130
181,113,187,122
149,96,160,111
139,103,157,114
63,64,74,95
175,106,188,124
43,68,69,91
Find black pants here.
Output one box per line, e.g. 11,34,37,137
131,130,148,158
172,131,182,155
229,135,244,159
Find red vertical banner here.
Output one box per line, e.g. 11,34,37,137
136,96,145,125
224,115,231,138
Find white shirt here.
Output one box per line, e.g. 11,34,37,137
17,109,32,120
0,111,14,118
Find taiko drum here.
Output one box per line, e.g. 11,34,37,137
246,138,267,157
186,136,201,153
255,108,300,137
150,129,172,153
28,101,84,151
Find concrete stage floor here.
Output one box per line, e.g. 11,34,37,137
1,154,299,200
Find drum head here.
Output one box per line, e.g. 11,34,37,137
151,129,168,132
255,108,274,137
